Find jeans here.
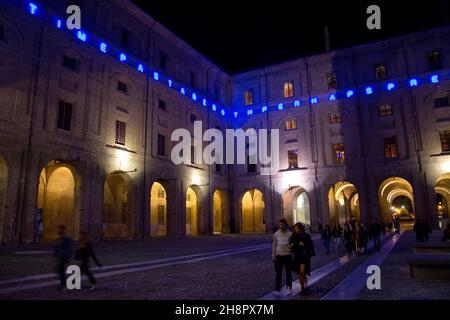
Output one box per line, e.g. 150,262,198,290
56,259,67,288
323,239,331,254
274,255,292,291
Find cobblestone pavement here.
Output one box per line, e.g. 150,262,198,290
1,234,340,300
358,231,450,300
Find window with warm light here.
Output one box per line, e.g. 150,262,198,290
428,51,441,70
384,137,398,158
285,120,297,131
283,81,294,98
379,104,393,116
330,112,342,124
115,121,126,146
375,63,387,80
288,149,298,168
332,143,345,164
440,130,450,152
327,72,338,89
245,90,254,106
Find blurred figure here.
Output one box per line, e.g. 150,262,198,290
354,223,362,256
290,223,315,295
332,222,343,252
272,219,293,297
393,217,400,234
441,224,450,242
318,221,323,239
369,219,382,252
32,207,43,244
75,231,102,290
360,223,369,255
413,219,423,242
423,220,432,242
322,225,332,255
54,225,73,290
343,223,354,255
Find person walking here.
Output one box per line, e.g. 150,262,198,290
32,207,43,244
423,220,432,242
332,222,343,252
75,231,102,290
322,225,332,255
343,223,354,255
54,225,73,290
369,219,382,252
272,218,293,297
354,223,363,256
393,217,401,234
290,223,315,296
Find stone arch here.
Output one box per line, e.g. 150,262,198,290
282,186,311,227
150,181,167,237
435,173,450,222
213,188,228,234
241,188,265,233
378,176,415,222
328,181,360,225
186,185,204,236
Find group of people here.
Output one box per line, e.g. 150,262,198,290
318,218,384,256
54,225,102,290
272,219,315,296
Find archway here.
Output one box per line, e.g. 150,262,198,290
213,189,228,234
103,172,133,238
282,187,310,227
241,189,265,233
378,177,415,222
150,182,167,237
37,161,78,240
328,181,359,225
435,173,450,224
0,156,8,243
186,186,201,236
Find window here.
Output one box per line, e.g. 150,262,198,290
283,81,294,98
190,72,196,88
285,120,297,130
115,121,126,145
120,28,129,49
379,104,393,116
332,143,345,164
62,55,78,71
117,81,128,94
158,99,166,110
327,72,338,89
247,155,257,173
245,90,254,106
375,63,387,80
434,97,449,109
330,112,342,124
160,53,168,71
0,25,5,41
190,114,197,123
288,149,298,168
214,86,220,101
428,51,441,70
57,101,73,131
157,134,165,156
384,137,398,158
440,130,450,152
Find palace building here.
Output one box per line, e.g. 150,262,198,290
1,0,450,244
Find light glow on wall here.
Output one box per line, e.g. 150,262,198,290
29,2,38,15
192,93,197,101
212,104,217,111
329,94,336,101
99,42,107,53
409,78,418,87
77,31,87,42
261,106,268,112
180,87,186,95
153,72,159,81
56,19,62,29
247,109,253,115
202,99,207,107
119,53,127,62
234,112,238,118
221,109,225,116
168,79,173,87
310,97,319,104
431,74,439,83
387,82,395,91
365,87,373,95
294,100,301,107
278,103,284,110
137,64,144,73
346,90,354,98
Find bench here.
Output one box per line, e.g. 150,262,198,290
408,254,450,280
412,243,450,255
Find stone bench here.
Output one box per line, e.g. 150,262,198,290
408,254,450,280
412,243,450,254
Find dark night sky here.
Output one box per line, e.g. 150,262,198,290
130,0,450,74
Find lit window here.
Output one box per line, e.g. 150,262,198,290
62,55,78,72
157,134,166,156
245,90,254,106
332,144,345,164
439,130,450,152
379,104,393,116
330,112,342,124
115,121,126,145
283,81,294,98
434,97,449,109
375,63,387,80
117,81,128,94
285,120,297,131
384,137,398,158
57,101,73,131
427,51,441,70
327,72,337,89
288,150,298,169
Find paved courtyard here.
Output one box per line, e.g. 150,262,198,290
0,230,449,300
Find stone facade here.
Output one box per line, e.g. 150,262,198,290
0,0,450,244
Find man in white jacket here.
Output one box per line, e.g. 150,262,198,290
272,218,293,296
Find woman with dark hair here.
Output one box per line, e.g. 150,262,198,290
290,223,315,295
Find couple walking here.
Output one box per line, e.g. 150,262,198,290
272,219,315,297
